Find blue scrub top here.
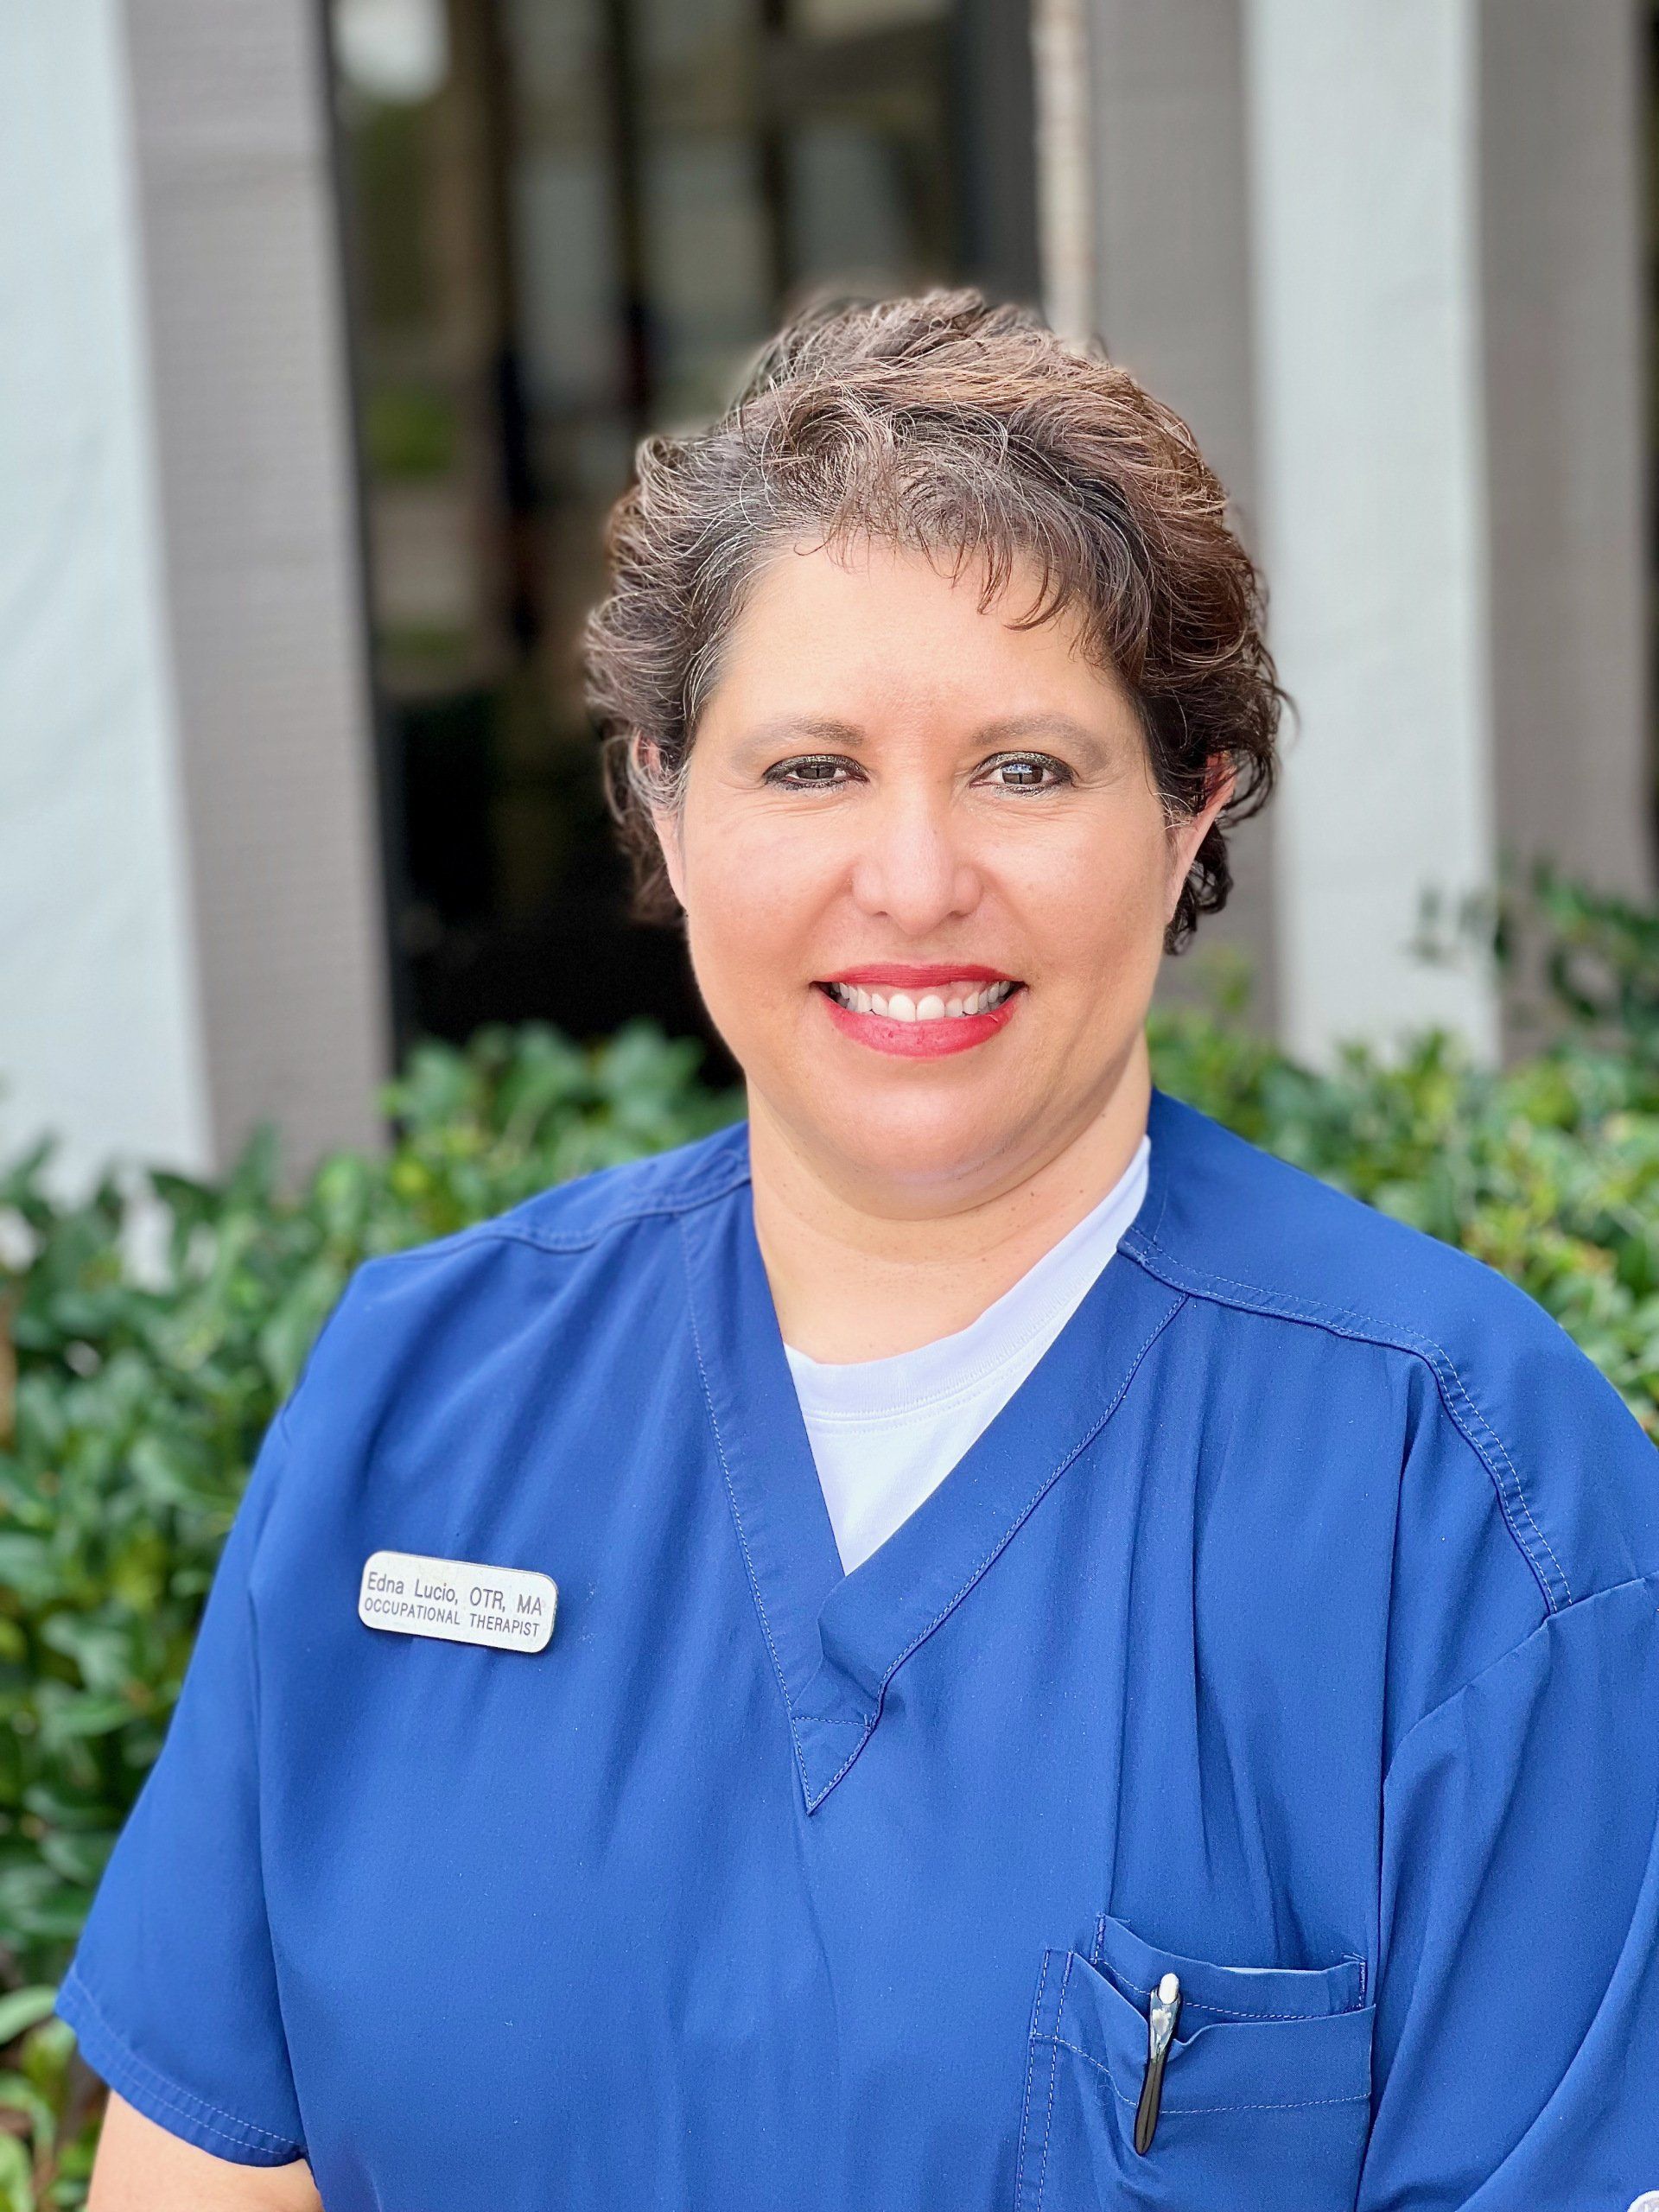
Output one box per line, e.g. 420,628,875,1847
58,1090,1659,2208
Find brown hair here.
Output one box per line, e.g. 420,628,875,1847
582,288,1282,949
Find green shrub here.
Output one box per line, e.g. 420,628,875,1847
1,897,1655,2202
0,1022,738,2200
1148,1014,1659,1427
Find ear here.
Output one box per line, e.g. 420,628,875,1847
1166,758,1235,919
635,733,689,910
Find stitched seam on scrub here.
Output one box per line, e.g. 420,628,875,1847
1100,1963,1362,2022
1121,1238,1572,1612
680,1222,861,1796
1090,1917,1368,2017
1033,1952,1068,2211
472,1154,754,1256
804,1291,1187,1807
58,1968,302,2154
1014,1948,1053,2212
1040,2034,1371,2115
812,1727,878,1806
1382,1571,1659,1775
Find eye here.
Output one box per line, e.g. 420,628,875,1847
978,751,1072,792
763,753,863,791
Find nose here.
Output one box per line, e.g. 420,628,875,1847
847,782,982,935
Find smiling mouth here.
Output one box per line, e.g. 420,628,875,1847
815,977,1023,1023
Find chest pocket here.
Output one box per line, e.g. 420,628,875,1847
1013,1912,1375,2209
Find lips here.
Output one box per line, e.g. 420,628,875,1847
812,968,1025,1058
822,961,1014,985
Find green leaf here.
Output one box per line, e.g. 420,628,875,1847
0,2069,55,2152
0,2130,34,2212
0,1990,58,2046
0,917,1654,2000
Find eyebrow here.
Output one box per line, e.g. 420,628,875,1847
734,710,1116,767
971,713,1116,768
725,718,866,772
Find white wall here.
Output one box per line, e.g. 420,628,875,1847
0,2,212,1185
0,1,391,1192
1242,0,1501,1062
122,0,393,1178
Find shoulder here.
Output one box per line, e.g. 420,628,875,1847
372,1117,747,1272
286,1121,751,1409
385,1116,752,1261
1136,1088,1560,1362
473,1118,753,1252
1134,1088,1659,1614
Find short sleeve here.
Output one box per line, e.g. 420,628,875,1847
1357,1570,1659,2208
54,1405,307,2167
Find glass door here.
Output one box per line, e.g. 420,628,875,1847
329,0,1038,1060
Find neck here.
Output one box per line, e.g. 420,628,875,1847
749,1033,1153,1362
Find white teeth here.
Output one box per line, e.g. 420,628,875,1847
824,979,1019,1019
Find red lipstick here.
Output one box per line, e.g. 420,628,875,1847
820,963,1014,988
812,968,1025,1058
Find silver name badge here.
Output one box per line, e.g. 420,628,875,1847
358,1549,557,1653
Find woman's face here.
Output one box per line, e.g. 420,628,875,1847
654,538,1227,1211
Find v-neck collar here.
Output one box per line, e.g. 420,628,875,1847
680,1099,1188,1812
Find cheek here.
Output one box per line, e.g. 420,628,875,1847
1003,816,1172,959
677,804,837,991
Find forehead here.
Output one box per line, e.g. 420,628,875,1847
704,538,1133,733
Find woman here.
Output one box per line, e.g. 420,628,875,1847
63,292,1659,2209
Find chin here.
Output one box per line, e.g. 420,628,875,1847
810,1093,1029,1199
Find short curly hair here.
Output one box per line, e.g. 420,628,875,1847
582,288,1282,950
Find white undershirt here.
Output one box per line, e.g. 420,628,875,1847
783,1135,1152,1573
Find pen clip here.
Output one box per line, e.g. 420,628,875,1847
1133,1970,1182,2155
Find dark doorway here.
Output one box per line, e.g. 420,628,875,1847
327,0,1039,1068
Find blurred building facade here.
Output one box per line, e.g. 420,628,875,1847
1,0,1654,1182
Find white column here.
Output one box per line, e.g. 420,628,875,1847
122,0,393,1174
1032,0,1097,344
0,2,213,1185
1242,0,1500,1061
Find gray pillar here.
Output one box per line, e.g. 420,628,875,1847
1079,0,1653,1064
1479,0,1653,906
1084,0,1280,1029
122,0,392,1173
